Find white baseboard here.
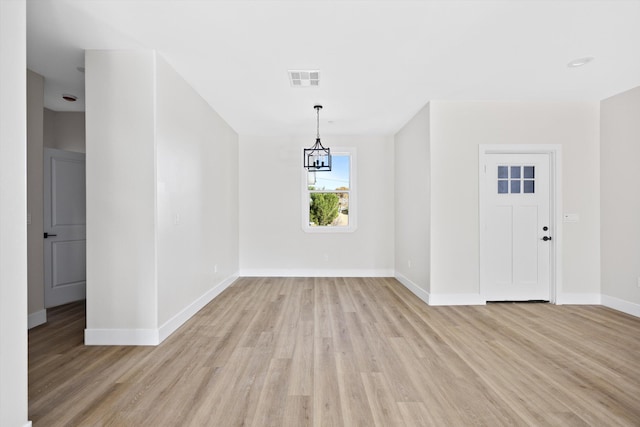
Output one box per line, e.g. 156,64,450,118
24,422,32,427
394,272,430,305
394,277,639,316
602,294,640,318
394,273,485,306
28,309,47,329
555,293,601,305
158,274,238,342
84,328,160,346
429,292,486,306
84,274,239,346
240,268,394,277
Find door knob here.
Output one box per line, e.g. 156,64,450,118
542,236,552,241
44,232,57,238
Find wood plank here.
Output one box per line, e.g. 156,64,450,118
335,351,375,426
251,358,292,427
283,395,312,427
360,372,404,426
287,320,314,396
313,337,344,426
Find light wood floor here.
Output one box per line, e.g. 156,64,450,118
29,277,640,426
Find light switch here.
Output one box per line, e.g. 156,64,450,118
563,213,579,223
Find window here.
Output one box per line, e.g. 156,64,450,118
498,165,535,194
302,148,356,232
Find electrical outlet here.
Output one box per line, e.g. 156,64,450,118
408,259,412,268
214,265,218,273
637,277,640,288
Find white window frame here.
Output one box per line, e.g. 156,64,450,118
302,147,357,233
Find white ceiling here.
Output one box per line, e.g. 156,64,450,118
27,0,640,136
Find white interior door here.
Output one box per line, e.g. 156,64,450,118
44,148,86,308
481,153,551,301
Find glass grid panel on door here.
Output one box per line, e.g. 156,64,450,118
498,165,535,194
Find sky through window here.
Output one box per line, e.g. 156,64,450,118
309,155,350,190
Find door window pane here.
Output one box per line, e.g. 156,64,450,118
498,180,508,194
510,166,521,179
511,180,521,193
524,166,535,179
498,166,508,179
524,180,535,193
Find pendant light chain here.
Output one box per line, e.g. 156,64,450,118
316,105,321,140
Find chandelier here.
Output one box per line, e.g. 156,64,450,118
303,105,331,172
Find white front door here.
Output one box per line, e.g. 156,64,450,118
44,148,86,308
481,153,552,301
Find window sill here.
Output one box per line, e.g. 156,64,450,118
302,224,357,233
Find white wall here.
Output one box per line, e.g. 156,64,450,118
85,50,239,344
43,109,85,153
601,86,640,315
155,55,239,327
27,70,46,326
0,0,30,425
429,101,601,301
85,50,158,338
239,135,394,276
43,108,55,148
394,104,431,298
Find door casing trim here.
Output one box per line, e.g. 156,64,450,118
478,144,562,304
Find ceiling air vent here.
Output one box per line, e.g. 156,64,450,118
288,70,319,87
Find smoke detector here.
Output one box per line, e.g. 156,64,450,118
288,70,319,87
